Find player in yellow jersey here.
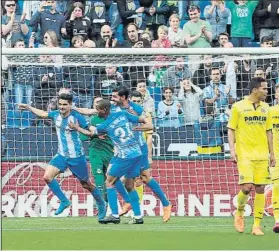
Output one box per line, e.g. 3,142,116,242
228,77,276,236
270,84,279,233
129,91,153,205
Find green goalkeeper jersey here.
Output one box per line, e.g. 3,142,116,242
80,115,114,155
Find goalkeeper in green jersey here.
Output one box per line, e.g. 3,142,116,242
79,97,114,200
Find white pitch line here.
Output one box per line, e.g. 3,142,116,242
2,217,234,221
3,225,233,232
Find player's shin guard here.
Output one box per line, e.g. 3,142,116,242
115,180,130,203
253,193,265,227
146,178,169,207
48,179,68,203
107,187,119,216
273,182,279,223
135,184,144,203
128,190,141,217
236,190,249,216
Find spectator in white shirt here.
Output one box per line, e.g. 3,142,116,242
157,87,183,128
178,77,203,125
168,14,184,47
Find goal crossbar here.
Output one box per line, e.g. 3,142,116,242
3,47,279,56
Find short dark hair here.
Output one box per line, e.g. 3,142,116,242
137,79,146,84
118,88,130,99
163,87,174,93
261,35,273,44
187,4,200,13
97,99,111,111
218,32,229,40
12,39,25,47
162,87,174,101
210,67,220,75
249,77,267,93
127,23,139,31
130,91,142,98
112,87,130,99
58,93,73,104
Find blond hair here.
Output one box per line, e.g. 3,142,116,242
169,14,180,22
44,30,59,47
157,25,168,35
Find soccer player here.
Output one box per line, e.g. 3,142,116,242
129,91,153,205
79,96,114,201
270,84,279,233
228,77,276,235
111,88,172,223
17,93,106,219
69,99,147,224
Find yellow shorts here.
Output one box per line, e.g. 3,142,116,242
270,164,279,182
237,159,271,185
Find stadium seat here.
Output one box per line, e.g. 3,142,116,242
248,41,260,47
7,109,34,128
193,120,223,155
148,86,162,110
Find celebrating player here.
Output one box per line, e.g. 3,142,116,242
17,93,106,219
270,84,279,233
111,88,172,222
228,77,276,235
79,96,114,201
70,99,147,224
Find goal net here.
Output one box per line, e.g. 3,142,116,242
1,48,279,217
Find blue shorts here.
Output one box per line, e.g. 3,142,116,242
140,144,149,171
49,154,89,182
109,156,117,165
108,156,141,179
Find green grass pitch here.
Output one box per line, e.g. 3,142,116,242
2,217,279,250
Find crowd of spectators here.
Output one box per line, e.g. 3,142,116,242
1,0,279,155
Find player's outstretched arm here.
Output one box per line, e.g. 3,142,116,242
267,130,276,167
17,104,48,118
73,107,98,115
69,122,96,137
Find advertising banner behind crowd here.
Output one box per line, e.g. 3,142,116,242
2,161,274,217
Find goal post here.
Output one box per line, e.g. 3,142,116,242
1,48,279,218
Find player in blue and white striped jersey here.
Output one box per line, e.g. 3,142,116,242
69,99,148,224
17,93,106,219
111,87,172,223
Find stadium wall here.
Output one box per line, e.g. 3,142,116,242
1,161,274,217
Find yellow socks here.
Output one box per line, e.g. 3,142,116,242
273,183,279,223
253,193,265,227
236,190,249,216
135,184,144,204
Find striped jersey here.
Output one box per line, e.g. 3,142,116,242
48,110,88,158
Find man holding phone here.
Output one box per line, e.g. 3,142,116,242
29,0,66,46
